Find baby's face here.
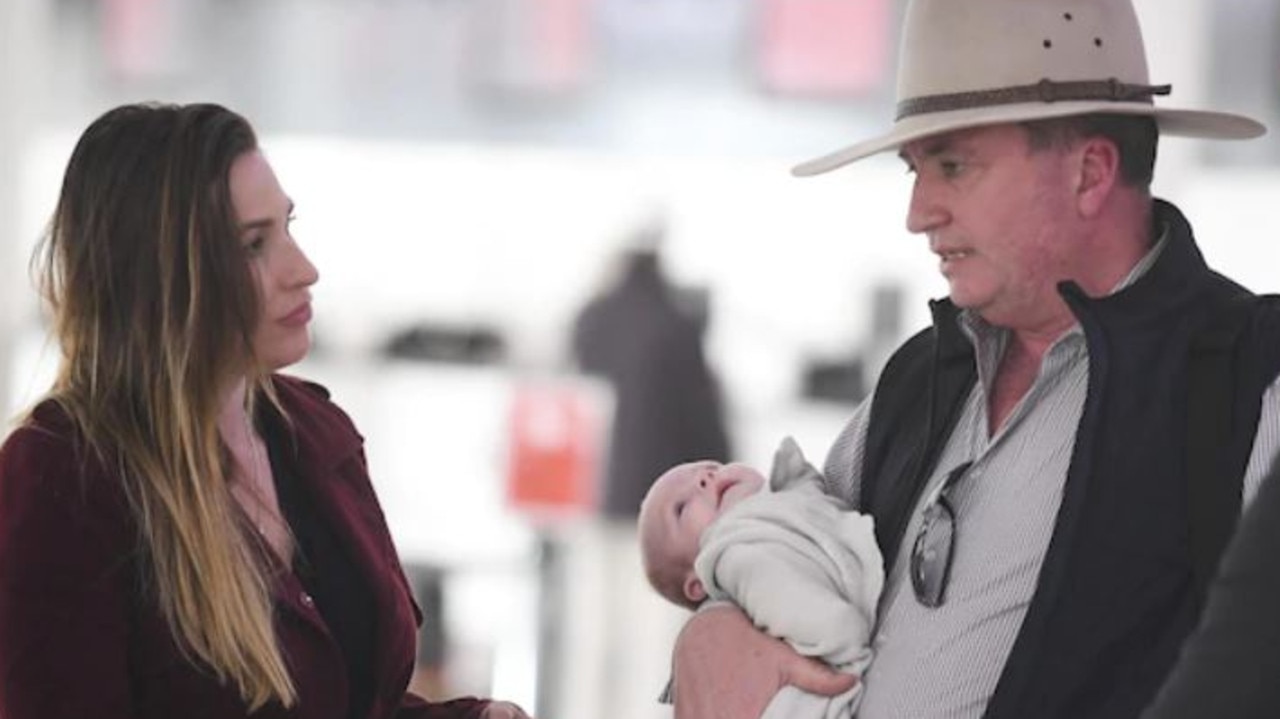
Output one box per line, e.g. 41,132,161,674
640,460,766,572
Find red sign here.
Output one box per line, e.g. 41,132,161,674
505,383,602,518
757,0,892,97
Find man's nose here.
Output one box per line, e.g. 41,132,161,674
906,177,947,235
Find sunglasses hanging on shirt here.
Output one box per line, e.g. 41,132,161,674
911,460,975,608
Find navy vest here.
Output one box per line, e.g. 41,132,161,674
860,200,1280,719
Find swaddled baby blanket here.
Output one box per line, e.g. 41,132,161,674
694,437,884,719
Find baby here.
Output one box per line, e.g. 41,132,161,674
638,437,884,719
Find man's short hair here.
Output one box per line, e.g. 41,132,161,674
1021,114,1160,189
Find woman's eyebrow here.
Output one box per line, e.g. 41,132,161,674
238,200,294,234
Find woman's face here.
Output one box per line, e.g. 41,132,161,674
229,149,319,371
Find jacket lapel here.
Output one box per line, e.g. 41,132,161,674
269,375,420,704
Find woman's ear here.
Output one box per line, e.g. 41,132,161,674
683,573,707,604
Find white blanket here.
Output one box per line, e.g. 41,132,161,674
694,437,884,719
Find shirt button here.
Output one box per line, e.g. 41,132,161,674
300,592,315,608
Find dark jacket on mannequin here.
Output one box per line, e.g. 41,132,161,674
572,250,731,519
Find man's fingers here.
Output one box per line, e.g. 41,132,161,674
783,656,858,698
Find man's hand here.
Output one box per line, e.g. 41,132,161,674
672,604,858,719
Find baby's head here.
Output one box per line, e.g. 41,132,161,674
638,459,766,609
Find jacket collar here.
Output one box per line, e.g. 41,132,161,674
267,374,364,477
929,198,1216,343
1056,198,1218,324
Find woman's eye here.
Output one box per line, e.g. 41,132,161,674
245,236,266,255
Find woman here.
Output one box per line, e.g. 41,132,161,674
0,103,530,719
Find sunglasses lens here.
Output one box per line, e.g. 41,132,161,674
911,501,955,607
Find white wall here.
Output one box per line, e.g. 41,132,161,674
0,0,51,424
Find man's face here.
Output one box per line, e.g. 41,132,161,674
899,123,1081,332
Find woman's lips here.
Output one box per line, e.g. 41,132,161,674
280,302,312,327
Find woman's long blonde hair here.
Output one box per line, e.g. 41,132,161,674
33,103,295,709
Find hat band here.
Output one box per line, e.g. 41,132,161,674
896,78,1172,120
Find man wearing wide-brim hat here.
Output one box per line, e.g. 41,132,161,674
670,1,1280,718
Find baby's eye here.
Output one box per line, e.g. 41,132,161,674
674,501,686,518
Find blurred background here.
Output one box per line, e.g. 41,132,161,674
1,1,1278,717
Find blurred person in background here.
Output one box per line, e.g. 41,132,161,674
1140,453,1280,718
572,218,732,519
0,102,530,719
567,218,732,719
639,436,882,719
671,1,1280,718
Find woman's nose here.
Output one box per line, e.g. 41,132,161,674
291,244,319,288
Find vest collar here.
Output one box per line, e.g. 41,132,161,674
929,198,1213,341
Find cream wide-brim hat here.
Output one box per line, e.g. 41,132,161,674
792,0,1266,177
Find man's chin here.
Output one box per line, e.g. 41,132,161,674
947,288,981,310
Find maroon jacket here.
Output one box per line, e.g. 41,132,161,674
0,375,489,719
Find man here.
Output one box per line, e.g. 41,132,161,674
671,1,1280,718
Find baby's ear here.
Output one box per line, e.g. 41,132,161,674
683,574,707,604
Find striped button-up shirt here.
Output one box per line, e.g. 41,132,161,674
822,238,1280,719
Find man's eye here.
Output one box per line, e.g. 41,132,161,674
939,160,965,178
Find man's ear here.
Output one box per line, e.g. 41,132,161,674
1074,137,1120,217
683,574,707,604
